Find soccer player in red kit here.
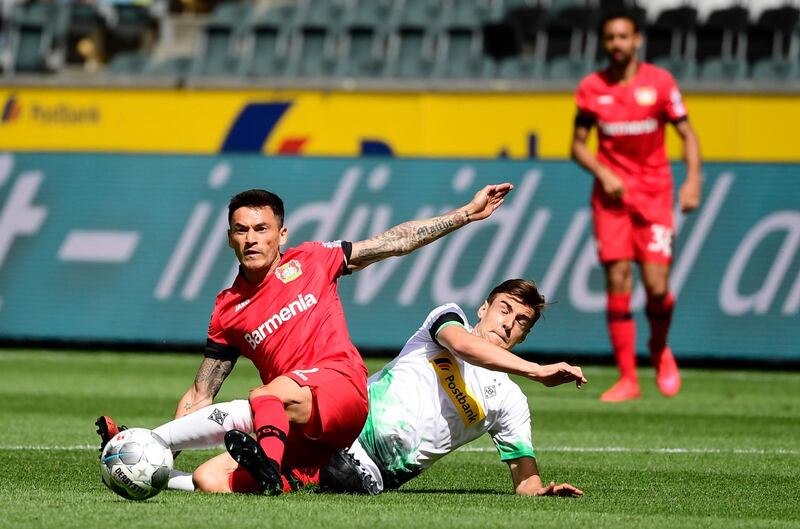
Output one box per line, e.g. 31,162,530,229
571,10,702,402
100,184,513,494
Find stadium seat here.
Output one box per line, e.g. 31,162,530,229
237,4,296,78
383,24,436,78
104,4,159,64
7,2,63,73
746,6,800,79
496,55,541,79
62,3,106,66
340,0,395,28
293,0,347,31
697,57,747,81
543,5,596,79
652,56,696,81
336,24,386,78
147,55,193,76
694,6,749,78
644,6,698,67
441,1,493,28
391,0,446,30
504,5,547,56
190,2,249,76
433,26,493,78
106,51,149,74
286,25,338,77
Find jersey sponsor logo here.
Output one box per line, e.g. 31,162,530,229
599,118,658,137
634,86,657,106
234,299,251,312
647,224,673,257
274,260,302,284
430,352,486,425
244,293,318,349
597,95,614,105
292,367,319,381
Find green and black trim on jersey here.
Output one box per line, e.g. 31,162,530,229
429,312,466,346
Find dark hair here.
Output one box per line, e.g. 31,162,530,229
228,189,285,227
599,9,641,36
486,279,546,323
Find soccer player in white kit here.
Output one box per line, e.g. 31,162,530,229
318,278,585,496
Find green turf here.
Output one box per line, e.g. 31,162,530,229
1,350,799,529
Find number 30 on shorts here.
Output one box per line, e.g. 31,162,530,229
647,224,673,258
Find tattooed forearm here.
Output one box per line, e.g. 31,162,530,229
194,357,234,398
351,210,468,263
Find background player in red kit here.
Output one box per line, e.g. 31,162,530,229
571,10,702,402
146,184,511,494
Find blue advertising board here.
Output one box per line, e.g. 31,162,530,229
0,153,797,360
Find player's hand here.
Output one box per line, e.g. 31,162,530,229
534,481,584,497
679,177,702,213
465,183,514,222
597,168,626,200
533,362,587,389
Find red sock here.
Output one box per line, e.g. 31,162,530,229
607,292,637,382
647,292,675,355
250,395,289,470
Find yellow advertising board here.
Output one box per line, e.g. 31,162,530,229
0,87,797,161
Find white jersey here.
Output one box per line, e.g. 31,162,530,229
355,303,535,490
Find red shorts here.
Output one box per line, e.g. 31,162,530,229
591,186,674,265
282,365,368,469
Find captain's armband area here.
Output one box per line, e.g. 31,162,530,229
204,339,241,361
430,312,466,346
574,113,596,129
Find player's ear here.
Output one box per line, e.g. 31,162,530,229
477,301,488,320
279,226,288,246
227,228,235,249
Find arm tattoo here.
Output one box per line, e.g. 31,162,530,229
194,357,234,398
353,210,468,263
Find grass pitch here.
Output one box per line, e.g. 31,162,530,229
0,350,798,529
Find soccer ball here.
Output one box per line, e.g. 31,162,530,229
100,428,173,500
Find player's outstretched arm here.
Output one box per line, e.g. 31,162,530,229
174,357,236,419
436,325,587,389
347,183,513,272
508,457,583,497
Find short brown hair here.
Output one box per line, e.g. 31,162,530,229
486,279,546,322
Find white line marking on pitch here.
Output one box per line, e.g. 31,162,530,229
1,445,798,456
458,446,800,456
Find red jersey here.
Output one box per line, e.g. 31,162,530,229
205,241,366,384
575,62,687,198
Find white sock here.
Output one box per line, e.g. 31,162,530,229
153,400,253,451
167,469,196,492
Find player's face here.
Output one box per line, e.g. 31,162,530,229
601,18,641,67
228,206,288,281
475,294,536,350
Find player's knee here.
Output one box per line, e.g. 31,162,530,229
646,286,669,301
606,262,632,292
643,278,669,299
192,465,219,492
248,385,286,404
